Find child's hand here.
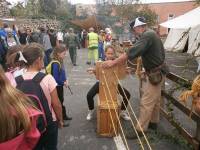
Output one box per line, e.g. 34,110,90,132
87,68,95,74
64,80,69,87
58,120,63,128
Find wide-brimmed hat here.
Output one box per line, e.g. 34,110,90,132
130,17,146,29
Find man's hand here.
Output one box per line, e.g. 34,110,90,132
102,60,116,68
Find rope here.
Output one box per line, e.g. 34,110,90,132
102,84,121,149
127,57,142,79
113,71,152,150
113,82,145,150
102,70,130,150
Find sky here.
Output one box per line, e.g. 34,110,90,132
7,0,193,5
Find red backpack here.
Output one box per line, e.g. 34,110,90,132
0,108,42,150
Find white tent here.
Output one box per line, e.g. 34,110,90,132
160,7,200,56
160,7,200,29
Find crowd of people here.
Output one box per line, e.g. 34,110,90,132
0,16,174,149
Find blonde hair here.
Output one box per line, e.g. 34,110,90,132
52,45,67,64
0,66,33,142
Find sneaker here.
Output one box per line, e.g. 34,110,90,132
120,110,131,121
63,115,72,121
148,122,157,130
86,61,91,65
86,110,94,120
63,120,70,127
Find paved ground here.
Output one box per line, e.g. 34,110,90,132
57,49,195,150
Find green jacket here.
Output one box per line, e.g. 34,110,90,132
65,33,79,48
127,29,168,73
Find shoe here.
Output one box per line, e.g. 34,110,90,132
86,110,94,120
120,110,131,121
73,64,77,66
86,61,91,65
63,115,72,121
126,130,144,139
148,122,157,130
63,120,70,127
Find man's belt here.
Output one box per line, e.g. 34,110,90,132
146,62,166,74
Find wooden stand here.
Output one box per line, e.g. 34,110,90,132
95,61,126,137
97,100,120,137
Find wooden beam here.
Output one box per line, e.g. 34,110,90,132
162,91,200,122
160,107,199,150
166,72,192,88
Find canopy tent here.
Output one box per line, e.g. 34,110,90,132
160,7,200,29
160,7,200,56
70,15,103,31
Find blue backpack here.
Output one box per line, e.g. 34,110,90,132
15,72,53,133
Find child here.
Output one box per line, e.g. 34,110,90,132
0,65,42,150
15,43,63,150
86,45,131,121
50,44,72,124
5,45,26,87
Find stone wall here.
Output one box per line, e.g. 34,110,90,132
0,0,10,17
16,19,61,31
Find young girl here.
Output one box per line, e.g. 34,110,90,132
16,43,63,150
5,45,26,87
0,65,42,150
86,45,131,121
50,44,72,125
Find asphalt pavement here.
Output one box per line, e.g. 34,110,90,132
57,49,194,150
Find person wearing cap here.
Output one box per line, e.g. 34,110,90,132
86,27,99,65
64,28,80,66
102,17,169,138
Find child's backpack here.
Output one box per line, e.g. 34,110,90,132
15,72,53,133
46,60,61,75
0,108,42,150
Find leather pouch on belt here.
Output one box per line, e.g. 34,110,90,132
148,70,162,85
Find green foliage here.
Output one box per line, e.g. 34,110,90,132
114,3,158,27
196,0,200,4
10,2,26,17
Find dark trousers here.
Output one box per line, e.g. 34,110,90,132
69,46,77,65
87,82,130,110
34,121,58,150
56,86,67,119
44,48,53,67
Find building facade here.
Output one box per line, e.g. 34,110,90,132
148,1,197,35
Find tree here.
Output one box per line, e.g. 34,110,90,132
10,2,26,17
95,0,157,34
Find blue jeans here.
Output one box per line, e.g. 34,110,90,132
44,48,53,67
98,42,104,60
34,121,58,150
